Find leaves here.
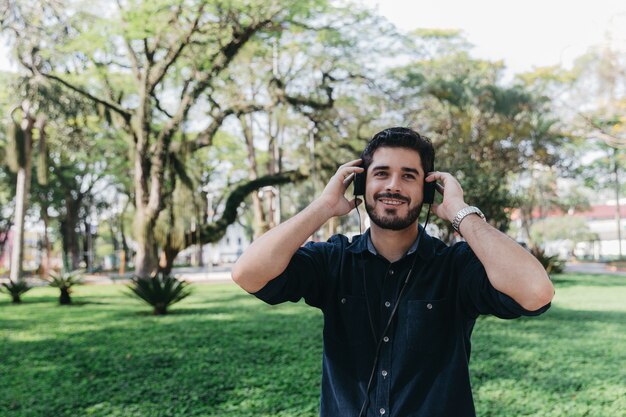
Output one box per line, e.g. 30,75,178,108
127,273,193,315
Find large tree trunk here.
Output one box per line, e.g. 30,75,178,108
133,210,159,278
61,197,83,271
40,203,51,278
159,246,177,276
9,111,37,282
240,115,268,238
9,162,31,281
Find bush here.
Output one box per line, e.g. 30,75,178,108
0,279,31,303
530,246,565,274
127,273,192,315
44,270,84,305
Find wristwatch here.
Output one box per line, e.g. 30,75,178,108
452,206,485,234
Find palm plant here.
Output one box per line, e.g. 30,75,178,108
1,279,31,303
127,272,192,315
45,270,84,305
530,247,565,274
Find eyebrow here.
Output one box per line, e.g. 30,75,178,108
371,165,421,176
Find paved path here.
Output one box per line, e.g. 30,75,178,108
563,262,626,276
81,265,235,285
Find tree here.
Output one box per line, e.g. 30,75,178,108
528,43,626,257
5,99,45,281
387,31,569,240
9,0,374,277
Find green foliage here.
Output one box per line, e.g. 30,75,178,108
530,246,566,274
0,279,31,303
44,270,84,305
127,273,192,315
388,32,569,236
1,275,625,416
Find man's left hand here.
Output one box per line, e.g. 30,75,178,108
425,171,469,222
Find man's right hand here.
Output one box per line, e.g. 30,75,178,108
318,159,364,217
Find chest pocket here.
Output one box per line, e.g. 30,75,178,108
403,299,452,355
325,295,371,347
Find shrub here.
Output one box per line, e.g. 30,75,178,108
0,279,31,303
127,273,192,315
44,270,84,305
530,246,565,274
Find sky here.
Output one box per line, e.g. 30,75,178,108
364,0,626,76
2,0,626,76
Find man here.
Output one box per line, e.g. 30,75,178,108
232,127,554,417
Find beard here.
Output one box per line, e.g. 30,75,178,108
365,192,423,231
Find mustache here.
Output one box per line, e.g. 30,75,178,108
373,192,410,203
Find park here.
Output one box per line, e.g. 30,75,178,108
1,0,626,416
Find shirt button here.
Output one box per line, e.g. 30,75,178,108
381,370,388,377
389,269,394,275
380,408,386,415
427,303,433,310
383,336,389,343
341,298,346,304
384,301,391,308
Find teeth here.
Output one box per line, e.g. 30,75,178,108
380,199,403,205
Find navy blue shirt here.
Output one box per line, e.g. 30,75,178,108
253,227,550,417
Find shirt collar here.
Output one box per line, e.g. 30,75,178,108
346,225,435,260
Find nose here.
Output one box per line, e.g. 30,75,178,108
385,174,402,192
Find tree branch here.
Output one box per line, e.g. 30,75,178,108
170,103,268,155
578,111,626,147
185,170,307,246
157,16,275,146
271,74,334,112
38,72,132,123
147,2,205,92
151,91,174,119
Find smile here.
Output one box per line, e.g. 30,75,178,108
379,198,405,206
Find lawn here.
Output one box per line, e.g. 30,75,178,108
1,273,624,417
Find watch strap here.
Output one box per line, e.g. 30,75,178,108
452,206,485,233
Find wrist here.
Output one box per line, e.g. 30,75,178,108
452,206,486,234
313,196,340,219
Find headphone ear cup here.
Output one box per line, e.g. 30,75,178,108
423,181,435,204
354,172,366,196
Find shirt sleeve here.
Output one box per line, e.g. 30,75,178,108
454,243,551,319
252,240,333,309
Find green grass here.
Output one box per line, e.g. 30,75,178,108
1,273,625,417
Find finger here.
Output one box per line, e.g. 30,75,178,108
343,172,356,186
426,171,443,181
339,158,363,168
339,165,364,180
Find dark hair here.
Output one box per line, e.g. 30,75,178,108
361,127,435,174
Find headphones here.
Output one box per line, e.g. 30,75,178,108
353,162,436,205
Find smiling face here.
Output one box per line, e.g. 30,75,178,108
364,146,426,231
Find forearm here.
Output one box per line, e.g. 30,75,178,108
231,198,334,293
459,215,554,311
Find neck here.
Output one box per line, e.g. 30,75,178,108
369,223,419,263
